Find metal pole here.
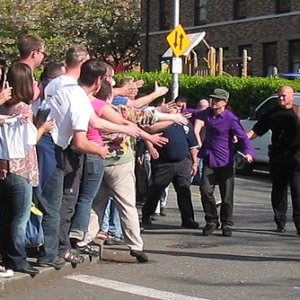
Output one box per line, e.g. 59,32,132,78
171,0,180,100
144,0,150,71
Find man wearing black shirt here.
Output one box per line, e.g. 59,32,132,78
248,86,300,235
142,121,199,229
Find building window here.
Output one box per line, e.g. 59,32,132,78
263,42,277,76
289,40,300,73
233,0,247,20
194,0,208,25
276,0,291,14
159,0,171,30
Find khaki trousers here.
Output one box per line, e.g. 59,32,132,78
87,160,144,251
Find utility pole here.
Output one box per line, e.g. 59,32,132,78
171,0,180,100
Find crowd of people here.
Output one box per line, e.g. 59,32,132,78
0,34,299,279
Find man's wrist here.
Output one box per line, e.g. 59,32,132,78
151,92,157,101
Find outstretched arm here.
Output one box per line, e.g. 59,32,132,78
126,81,169,108
89,111,141,138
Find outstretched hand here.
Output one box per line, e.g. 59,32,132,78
123,124,141,138
149,133,169,147
154,81,169,98
172,113,189,125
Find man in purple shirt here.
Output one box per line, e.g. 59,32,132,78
193,88,255,237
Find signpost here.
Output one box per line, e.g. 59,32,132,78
166,0,190,100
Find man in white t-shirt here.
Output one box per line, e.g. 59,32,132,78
35,47,140,268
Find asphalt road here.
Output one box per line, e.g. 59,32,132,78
1,172,300,300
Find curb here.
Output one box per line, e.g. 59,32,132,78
0,240,104,295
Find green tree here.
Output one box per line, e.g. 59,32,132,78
0,0,141,70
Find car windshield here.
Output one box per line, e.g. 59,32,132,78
254,97,278,120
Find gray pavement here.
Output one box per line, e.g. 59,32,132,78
1,172,300,300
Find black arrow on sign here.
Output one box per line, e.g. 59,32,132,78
173,31,178,48
179,34,184,50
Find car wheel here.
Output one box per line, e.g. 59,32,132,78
234,153,254,175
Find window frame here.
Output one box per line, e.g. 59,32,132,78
233,0,247,20
275,0,291,14
194,0,208,26
263,42,278,77
159,0,171,31
289,39,300,73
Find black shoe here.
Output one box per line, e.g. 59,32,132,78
275,225,286,233
202,223,217,236
181,220,199,229
14,265,39,276
104,236,125,246
150,215,158,221
142,216,152,225
222,226,232,237
296,227,300,236
130,250,148,263
37,257,66,270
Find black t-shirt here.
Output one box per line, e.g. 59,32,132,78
253,106,300,152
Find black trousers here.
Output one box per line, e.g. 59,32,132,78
58,146,84,257
200,162,234,227
142,157,195,223
269,154,300,229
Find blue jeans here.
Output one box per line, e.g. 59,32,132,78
101,197,122,238
69,154,105,240
34,167,64,263
0,173,32,269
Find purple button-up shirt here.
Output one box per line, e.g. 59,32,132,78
193,108,255,168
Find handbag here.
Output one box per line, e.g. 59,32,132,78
25,203,44,248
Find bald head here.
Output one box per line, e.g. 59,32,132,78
197,98,209,111
278,86,294,109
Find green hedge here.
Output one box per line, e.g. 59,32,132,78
116,72,300,118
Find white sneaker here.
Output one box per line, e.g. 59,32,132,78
0,268,14,278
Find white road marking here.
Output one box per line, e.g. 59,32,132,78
65,274,210,300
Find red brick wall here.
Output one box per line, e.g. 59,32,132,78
141,0,300,76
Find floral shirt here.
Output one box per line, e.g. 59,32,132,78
104,105,157,165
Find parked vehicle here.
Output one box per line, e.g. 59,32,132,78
235,93,300,174
278,72,300,80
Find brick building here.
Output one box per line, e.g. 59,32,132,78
141,0,300,76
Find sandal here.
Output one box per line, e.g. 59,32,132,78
74,243,99,257
64,251,84,264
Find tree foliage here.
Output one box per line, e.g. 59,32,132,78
0,0,141,70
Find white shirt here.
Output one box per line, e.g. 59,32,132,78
44,75,93,149
0,116,37,159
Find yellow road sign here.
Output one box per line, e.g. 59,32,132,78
166,24,191,57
